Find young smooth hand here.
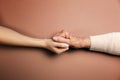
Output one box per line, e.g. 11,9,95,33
52,30,90,49
43,39,69,54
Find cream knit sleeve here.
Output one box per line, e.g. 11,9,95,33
90,32,120,55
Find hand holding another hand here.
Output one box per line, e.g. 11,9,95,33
52,30,91,49
44,39,69,54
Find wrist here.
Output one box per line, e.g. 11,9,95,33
82,37,91,48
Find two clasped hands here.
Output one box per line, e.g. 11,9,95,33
49,30,90,54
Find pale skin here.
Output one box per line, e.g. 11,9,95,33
1,26,119,55
0,26,90,54
53,30,91,49
0,26,69,54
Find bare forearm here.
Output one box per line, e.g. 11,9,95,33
0,26,45,47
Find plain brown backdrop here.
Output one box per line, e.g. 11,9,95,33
0,0,120,80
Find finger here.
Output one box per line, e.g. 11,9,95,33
58,47,69,53
55,30,69,38
53,47,69,54
55,30,64,36
57,31,70,39
57,30,66,37
55,42,69,48
60,32,66,37
59,30,70,38
65,32,70,39
53,36,70,44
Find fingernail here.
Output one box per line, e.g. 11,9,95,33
64,44,69,47
53,37,58,41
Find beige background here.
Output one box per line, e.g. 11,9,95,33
0,0,120,80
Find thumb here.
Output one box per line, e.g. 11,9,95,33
53,36,70,44
55,43,69,48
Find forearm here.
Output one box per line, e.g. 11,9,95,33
0,26,45,48
83,32,120,55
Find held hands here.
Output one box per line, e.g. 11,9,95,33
44,30,90,54
52,30,91,49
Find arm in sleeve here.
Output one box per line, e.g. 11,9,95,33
90,32,120,55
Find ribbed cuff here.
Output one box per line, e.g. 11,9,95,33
90,33,113,53
90,32,120,55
